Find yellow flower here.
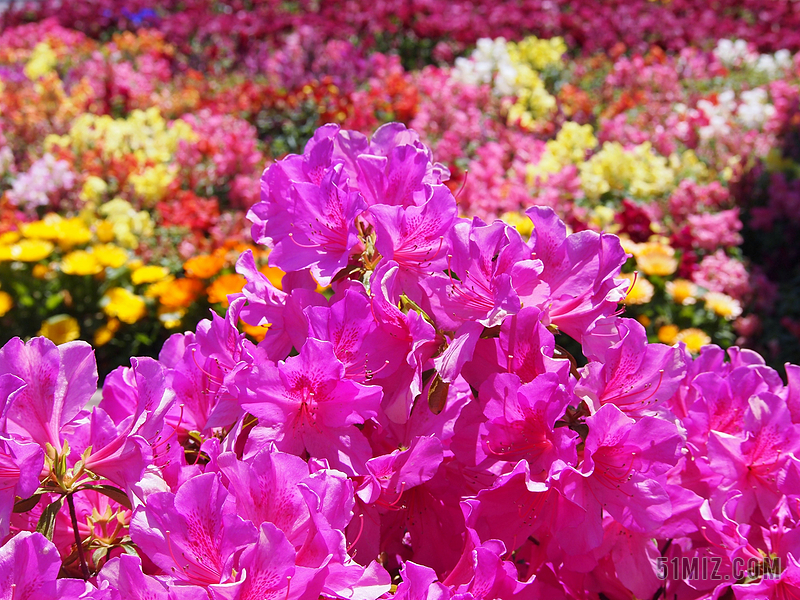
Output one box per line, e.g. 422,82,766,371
57,218,93,248
588,205,617,231
101,287,147,324
96,220,116,243
618,272,655,305
131,265,170,285
144,276,175,299
676,328,711,353
633,242,678,277
158,306,186,329
500,212,533,237
0,231,20,244
93,244,128,268
20,214,64,240
38,314,80,345
618,236,641,257
61,250,103,276
207,274,247,307
129,164,175,204
0,291,12,316
704,292,743,320
527,122,598,184
665,279,699,306
32,264,50,279
637,314,651,327
93,319,120,346
24,42,58,80
0,239,54,262
657,324,680,345
80,176,108,204
579,141,674,201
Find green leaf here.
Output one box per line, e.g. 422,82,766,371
13,492,44,513
77,484,132,510
36,496,65,540
92,547,108,567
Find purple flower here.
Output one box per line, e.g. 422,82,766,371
560,404,682,534
480,372,577,477
130,472,257,587
0,531,62,599
233,339,382,475
522,206,628,341
0,337,96,449
576,318,686,416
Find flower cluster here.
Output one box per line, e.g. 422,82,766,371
3,124,800,599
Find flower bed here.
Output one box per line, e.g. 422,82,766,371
1,5,800,595
3,123,800,598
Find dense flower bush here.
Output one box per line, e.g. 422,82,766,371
2,123,800,598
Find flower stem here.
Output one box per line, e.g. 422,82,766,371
67,492,90,579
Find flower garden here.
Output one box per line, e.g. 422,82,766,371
2,0,800,598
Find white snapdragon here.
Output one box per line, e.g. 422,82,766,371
736,88,775,129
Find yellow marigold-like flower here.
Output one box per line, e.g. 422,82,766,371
207,274,247,307
96,220,116,243
60,250,103,276
499,212,533,237
93,318,120,346
0,239,54,262
633,242,678,276
183,253,225,279
158,278,204,309
260,265,285,290
618,236,641,257
657,324,680,345
93,244,128,268
665,279,699,306
56,218,93,249
32,264,50,279
240,318,270,342
676,328,711,353
101,287,147,324
618,272,655,305
20,215,61,240
144,276,175,299
38,314,80,345
0,231,20,245
0,291,13,316
637,314,652,327
131,265,170,285
704,292,743,320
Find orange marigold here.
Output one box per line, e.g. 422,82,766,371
207,273,246,307
183,252,225,279
158,278,204,309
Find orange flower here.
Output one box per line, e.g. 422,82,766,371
240,319,270,342
158,278,204,309
260,265,284,290
183,252,225,279
207,273,246,307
